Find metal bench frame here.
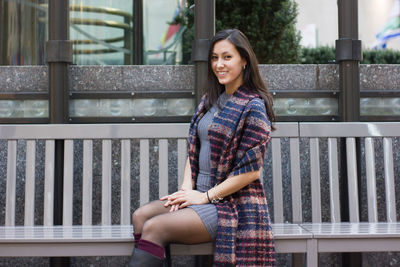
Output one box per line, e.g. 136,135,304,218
1,122,399,266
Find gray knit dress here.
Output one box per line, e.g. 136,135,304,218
188,92,231,240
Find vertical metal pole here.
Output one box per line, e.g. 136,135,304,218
337,0,362,122
193,1,214,266
0,2,4,64
193,0,215,104
134,0,143,65
336,1,362,266
47,0,71,266
124,15,133,65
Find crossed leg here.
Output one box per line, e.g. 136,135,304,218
132,200,211,247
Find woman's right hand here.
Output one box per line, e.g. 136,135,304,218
160,191,184,212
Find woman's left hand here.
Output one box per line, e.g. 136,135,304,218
161,189,208,209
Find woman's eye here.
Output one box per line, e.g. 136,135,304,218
225,55,231,59
211,56,218,60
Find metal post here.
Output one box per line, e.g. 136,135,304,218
0,2,4,64
124,15,133,65
193,1,214,265
134,0,143,65
47,0,71,266
336,1,362,266
337,0,362,122
193,0,215,104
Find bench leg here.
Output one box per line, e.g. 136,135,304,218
306,239,318,267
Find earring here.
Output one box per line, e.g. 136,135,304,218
243,65,246,70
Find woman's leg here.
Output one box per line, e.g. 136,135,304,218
141,207,212,247
129,200,172,266
130,204,211,266
132,200,170,234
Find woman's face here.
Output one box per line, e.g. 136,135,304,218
211,40,246,94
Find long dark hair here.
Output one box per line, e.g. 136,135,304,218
204,29,276,129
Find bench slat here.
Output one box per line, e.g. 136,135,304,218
328,138,341,223
82,140,93,226
63,140,74,226
290,137,302,223
272,138,283,223
140,140,150,206
24,140,36,226
6,140,17,226
102,140,112,225
44,140,55,226
159,139,168,198
310,138,322,223
121,139,131,225
365,138,378,223
383,138,396,222
347,138,360,223
0,124,190,139
300,122,400,137
177,139,187,189
270,122,299,137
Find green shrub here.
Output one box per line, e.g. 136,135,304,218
362,49,400,64
300,46,400,64
300,46,335,64
179,0,302,64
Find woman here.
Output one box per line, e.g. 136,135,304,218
129,29,276,266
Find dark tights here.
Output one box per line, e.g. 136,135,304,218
132,200,211,247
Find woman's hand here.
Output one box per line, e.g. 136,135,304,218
160,189,208,210
160,191,184,212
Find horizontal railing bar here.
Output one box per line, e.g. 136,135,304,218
300,122,400,137
0,124,189,139
0,122,297,139
270,123,299,137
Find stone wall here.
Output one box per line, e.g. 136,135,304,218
1,65,400,93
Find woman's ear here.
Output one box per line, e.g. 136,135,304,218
242,59,247,69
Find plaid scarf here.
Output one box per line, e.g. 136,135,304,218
188,86,276,266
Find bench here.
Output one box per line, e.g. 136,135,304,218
298,122,400,265
0,122,399,266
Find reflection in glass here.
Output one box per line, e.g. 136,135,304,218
308,98,337,115
69,98,195,117
70,99,99,117
0,0,48,65
0,100,48,118
23,100,48,117
166,98,194,115
143,0,186,65
361,97,400,116
132,99,163,117
100,99,131,117
274,98,338,116
0,100,17,117
70,0,133,65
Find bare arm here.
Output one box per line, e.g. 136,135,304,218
180,158,194,190
166,170,261,209
160,157,193,212
207,170,261,202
